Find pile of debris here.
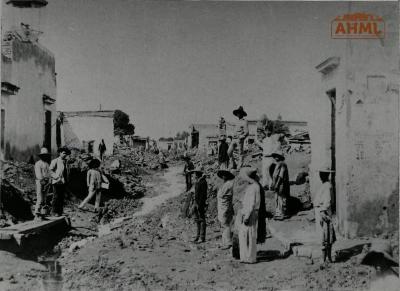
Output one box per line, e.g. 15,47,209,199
182,145,313,226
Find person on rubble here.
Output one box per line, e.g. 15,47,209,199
183,155,195,191
228,106,249,169
218,135,229,170
34,148,51,220
216,169,235,249
49,147,71,217
314,167,336,265
190,166,207,243
78,159,104,212
237,167,261,263
255,122,283,190
270,151,290,220
98,139,107,161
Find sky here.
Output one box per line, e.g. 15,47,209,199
3,1,394,138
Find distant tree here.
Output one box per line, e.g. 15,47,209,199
175,131,189,139
114,110,135,136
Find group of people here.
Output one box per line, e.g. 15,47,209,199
183,105,336,265
34,147,71,219
34,145,109,221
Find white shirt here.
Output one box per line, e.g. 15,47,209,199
49,157,66,185
241,183,260,223
314,181,332,212
259,134,282,156
34,160,50,181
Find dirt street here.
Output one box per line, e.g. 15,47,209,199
56,163,384,291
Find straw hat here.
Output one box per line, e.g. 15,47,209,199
361,240,398,267
271,150,285,160
38,147,50,157
233,106,247,117
217,169,235,180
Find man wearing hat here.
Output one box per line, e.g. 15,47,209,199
218,135,229,170
190,166,208,243
49,147,71,216
228,106,249,169
34,148,51,220
237,167,261,263
270,151,290,220
314,166,336,264
216,169,235,249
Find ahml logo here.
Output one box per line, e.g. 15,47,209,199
331,13,385,39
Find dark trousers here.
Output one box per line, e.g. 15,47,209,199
51,184,65,215
194,206,206,240
185,174,192,191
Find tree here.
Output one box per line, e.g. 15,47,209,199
175,131,189,139
114,110,135,136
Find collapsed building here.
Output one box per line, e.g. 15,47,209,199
1,0,56,161
308,10,399,238
59,110,115,157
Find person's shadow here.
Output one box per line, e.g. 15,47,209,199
257,249,291,262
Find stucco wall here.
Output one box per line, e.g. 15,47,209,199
309,5,399,238
1,39,56,161
62,116,114,157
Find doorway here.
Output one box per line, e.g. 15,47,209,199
326,89,336,214
1,109,5,154
44,110,52,152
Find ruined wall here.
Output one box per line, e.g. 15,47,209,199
310,5,399,238
1,39,56,161
62,116,114,157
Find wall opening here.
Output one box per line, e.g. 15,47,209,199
327,89,336,214
1,109,5,154
44,110,52,152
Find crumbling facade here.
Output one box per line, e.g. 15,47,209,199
1,33,56,161
309,11,399,238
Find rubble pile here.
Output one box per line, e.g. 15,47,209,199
183,145,313,226
1,161,36,203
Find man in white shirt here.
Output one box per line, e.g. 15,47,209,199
255,123,283,189
34,148,51,220
49,147,71,216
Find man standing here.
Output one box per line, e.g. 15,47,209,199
238,167,261,263
34,148,51,220
228,106,249,169
216,169,235,249
98,139,106,161
270,151,290,220
255,122,283,189
191,166,207,243
49,147,71,216
314,167,336,264
183,155,195,191
218,135,229,170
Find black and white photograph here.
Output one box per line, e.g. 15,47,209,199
0,0,399,290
